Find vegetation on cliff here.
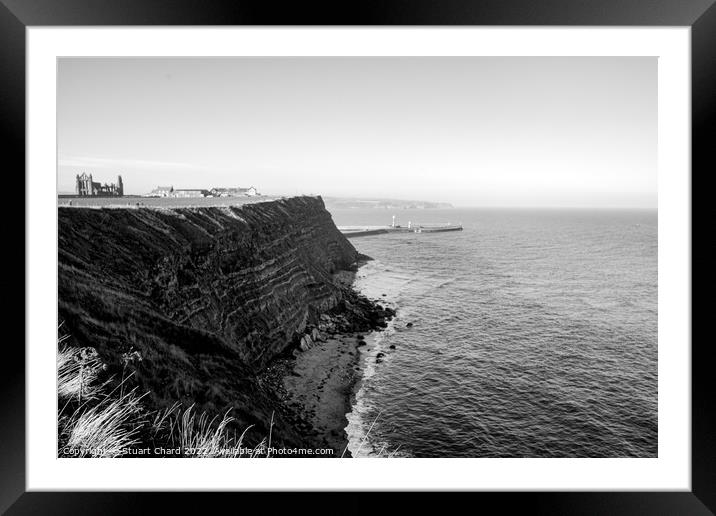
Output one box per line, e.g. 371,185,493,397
58,330,268,458
57,196,390,453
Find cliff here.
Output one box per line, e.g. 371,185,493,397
58,196,362,450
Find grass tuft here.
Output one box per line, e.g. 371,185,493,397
57,345,105,402
61,387,147,457
58,328,267,458
157,404,267,458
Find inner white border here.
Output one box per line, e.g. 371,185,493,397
27,27,691,491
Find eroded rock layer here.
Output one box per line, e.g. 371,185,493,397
58,196,360,449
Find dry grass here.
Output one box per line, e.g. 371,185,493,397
61,387,147,457
155,404,268,458
58,329,268,458
57,339,105,402
58,330,147,457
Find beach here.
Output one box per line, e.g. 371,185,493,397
259,327,386,457
255,264,395,456
282,333,365,455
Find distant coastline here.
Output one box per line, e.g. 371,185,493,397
323,197,453,210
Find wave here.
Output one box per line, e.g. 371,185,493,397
344,261,407,457
341,209,657,458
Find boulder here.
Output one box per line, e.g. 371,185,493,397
300,334,314,351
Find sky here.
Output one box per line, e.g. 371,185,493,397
57,57,656,208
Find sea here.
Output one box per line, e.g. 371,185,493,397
327,208,658,458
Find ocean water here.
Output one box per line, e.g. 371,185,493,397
329,208,657,458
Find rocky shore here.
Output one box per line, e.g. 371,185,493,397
258,266,396,456
57,196,394,453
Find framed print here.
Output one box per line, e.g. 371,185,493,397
4,0,713,513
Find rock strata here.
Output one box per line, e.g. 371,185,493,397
57,196,378,450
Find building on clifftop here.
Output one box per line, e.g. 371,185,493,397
75,173,124,196
171,189,211,198
209,186,259,197
144,185,174,197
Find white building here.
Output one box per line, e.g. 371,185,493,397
144,186,174,197
209,186,260,197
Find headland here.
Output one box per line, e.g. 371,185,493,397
57,195,394,456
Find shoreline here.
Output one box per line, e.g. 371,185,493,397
258,261,395,457
282,333,365,455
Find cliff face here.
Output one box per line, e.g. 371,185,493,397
57,196,360,448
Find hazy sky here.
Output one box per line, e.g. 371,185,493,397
58,57,656,208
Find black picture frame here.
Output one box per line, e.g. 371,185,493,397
3,1,712,513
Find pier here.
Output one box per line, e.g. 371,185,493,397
339,217,463,238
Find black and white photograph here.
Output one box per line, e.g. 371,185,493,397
55,56,659,460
